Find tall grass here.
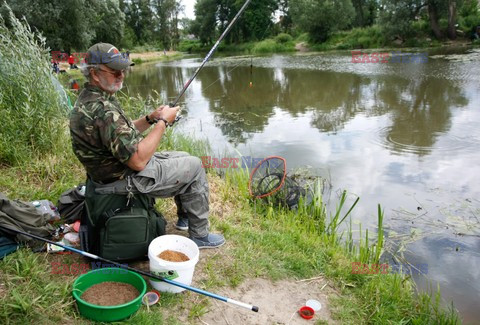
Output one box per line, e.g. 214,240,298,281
0,6,66,166
252,38,295,54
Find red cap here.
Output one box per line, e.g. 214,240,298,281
299,306,315,320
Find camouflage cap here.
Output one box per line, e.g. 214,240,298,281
86,42,134,70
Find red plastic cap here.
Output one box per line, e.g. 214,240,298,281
299,306,315,320
73,220,81,232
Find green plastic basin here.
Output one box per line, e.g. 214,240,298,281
72,267,147,322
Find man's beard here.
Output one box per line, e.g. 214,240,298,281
98,75,123,93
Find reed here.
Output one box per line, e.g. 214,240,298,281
0,6,66,166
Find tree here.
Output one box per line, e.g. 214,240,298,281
233,0,278,42
123,0,155,44
427,0,444,39
352,0,378,27
290,0,355,42
191,0,277,44
191,0,217,45
89,0,125,46
379,0,425,41
277,0,293,33
447,0,457,39
379,0,459,41
1,0,125,52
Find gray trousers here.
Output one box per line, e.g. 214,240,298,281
94,151,209,238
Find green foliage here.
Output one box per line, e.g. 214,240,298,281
230,0,278,43
315,25,387,50
90,0,125,46
251,38,295,54
275,32,293,43
1,0,125,52
191,0,277,45
151,0,182,49
0,249,74,324
177,39,203,53
120,25,137,49
457,0,480,35
190,0,217,45
352,0,378,27
290,0,355,43
378,0,424,41
0,7,66,166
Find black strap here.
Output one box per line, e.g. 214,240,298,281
95,208,118,230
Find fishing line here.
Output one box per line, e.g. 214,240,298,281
250,56,253,88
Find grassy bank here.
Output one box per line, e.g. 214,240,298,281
179,25,477,56
178,33,296,55
130,51,184,65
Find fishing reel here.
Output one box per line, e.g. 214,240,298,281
169,102,183,126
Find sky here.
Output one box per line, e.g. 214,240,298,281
180,0,195,19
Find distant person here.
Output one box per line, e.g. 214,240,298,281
52,60,59,74
68,55,77,69
163,48,167,55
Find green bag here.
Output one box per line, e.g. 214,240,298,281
82,178,166,262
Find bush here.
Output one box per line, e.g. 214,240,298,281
275,33,293,44
178,39,203,53
318,26,387,50
0,7,66,166
252,39,295,54
458,0,480,34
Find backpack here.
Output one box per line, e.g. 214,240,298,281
80,177,166,262
57,184,85,224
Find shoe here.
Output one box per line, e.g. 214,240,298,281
190,233,225,249
175,217,189,231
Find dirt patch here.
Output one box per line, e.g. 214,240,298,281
198,278,335,324
130,51,176,61
81,281,139,306
295,42,309,52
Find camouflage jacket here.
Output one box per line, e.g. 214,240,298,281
69,83,142,183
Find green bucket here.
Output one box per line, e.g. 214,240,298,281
73,267,147,322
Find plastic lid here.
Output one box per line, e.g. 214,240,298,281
142,291,160,306
306,299,322,311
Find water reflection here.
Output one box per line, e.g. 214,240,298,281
125,59,469,155
375,77,468,155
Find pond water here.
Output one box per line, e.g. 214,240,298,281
124,49,480,322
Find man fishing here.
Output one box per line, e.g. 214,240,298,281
69,42,225,249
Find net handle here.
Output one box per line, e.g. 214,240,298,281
248,156,287,198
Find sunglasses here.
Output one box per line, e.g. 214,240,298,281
96,68,125,78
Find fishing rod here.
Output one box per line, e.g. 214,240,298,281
166,0,254,123
0,225,259,312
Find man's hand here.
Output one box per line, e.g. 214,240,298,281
127,105,180,171
149,105,180,124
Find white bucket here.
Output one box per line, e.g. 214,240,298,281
148,235,199,293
